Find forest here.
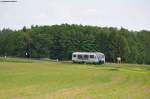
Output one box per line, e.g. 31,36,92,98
0,24,150,64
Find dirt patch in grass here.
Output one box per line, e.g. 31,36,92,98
13,75,126,99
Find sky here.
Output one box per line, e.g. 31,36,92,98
0,0,150,31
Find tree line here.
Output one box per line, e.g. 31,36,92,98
0,24,150,64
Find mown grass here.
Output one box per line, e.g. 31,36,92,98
0,59,150,99
0,57,33,63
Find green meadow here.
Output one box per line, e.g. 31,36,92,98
0,58,150,99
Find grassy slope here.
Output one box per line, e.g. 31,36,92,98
0,59,150,99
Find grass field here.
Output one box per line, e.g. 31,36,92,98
0,58,150,99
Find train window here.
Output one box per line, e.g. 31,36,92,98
73,55,76,57
83,55,88,59
102,55,105,58
90,55,94,58
78,55,82,59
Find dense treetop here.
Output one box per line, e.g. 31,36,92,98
0,24,150,64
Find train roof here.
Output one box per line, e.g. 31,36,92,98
72,52,104,55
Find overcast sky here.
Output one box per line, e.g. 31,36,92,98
0,0,150,31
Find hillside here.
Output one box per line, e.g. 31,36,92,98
0,59,150,99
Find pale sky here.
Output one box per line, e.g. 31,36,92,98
0,0,150,31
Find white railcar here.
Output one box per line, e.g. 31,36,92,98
72,52,105,64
